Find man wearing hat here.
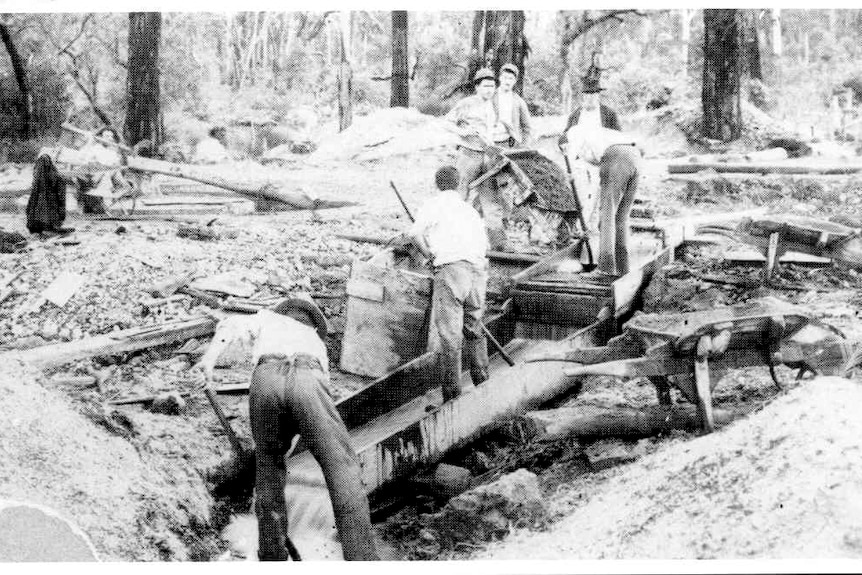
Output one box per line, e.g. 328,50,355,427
493,63,533,148
444,67,509,250
194,296,378,561
559,58,640,277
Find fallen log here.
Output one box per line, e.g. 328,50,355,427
0,185,31,198
5,316,218,371
126,156,357,210
522,404,749,441
668,162,862,175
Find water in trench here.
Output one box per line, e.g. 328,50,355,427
221,479,399,560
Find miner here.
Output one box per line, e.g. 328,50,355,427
444,67,510,250
194,296,378,561
408,166,490,403
559,58,640,277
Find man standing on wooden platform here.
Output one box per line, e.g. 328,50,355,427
559,59,640,277
195,297,378,561
444,68,509,251
408,166,490,403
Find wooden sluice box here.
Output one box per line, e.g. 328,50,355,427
339,248,433,378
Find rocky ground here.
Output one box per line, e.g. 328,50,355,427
2,107,862,561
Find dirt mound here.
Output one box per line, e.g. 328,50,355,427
0,361,218,560
311,108,458,163
508,151,577,212
639,101,801,153
478,376,862,559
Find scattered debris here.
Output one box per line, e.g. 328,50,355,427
42,272,87,308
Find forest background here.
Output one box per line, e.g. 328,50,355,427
1,9,861,161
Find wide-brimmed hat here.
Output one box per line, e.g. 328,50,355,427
270,295,328,340
581,53,605,93
473,67,497,85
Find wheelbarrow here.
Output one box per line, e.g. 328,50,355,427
529,297,853,433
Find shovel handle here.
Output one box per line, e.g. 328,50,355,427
481,322,516,367
203,386,245,455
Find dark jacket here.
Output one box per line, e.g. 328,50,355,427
558,104,621,146
26,154,66,234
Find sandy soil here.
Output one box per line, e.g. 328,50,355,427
2,106,861,561
477,375,862,560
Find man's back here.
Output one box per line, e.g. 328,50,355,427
412,190,488,267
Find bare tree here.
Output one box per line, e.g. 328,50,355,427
743,10,763,81
462,11,528,95
390,11,409,107
338,12,352,131
702,9,743,141
126,12,163,148
0,21,33,137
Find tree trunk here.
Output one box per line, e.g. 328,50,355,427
769,8,782,57
522,404,745,441
461,11,527,96
702,9,743,141
126,12,163,149
483,11,528,95
0,22,32,138
338,12,353,131
390,11,409,107
743,10,762,80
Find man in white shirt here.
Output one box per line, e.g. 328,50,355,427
194,126,231,164
408,166,490,402
195,297,378,561
559,65,640,277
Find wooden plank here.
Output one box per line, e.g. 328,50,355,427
511,242,584,284
5,317,218,370
763,231,780,285
345,278,385,302
283,326,602,493
723,248,831,266
668,162,862,175
612,245,674,317
339,254,432,378
694,336,715,432
512,289,607,327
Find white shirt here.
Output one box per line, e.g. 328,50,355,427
577,106,602,129
492,91,514,142
198,309,329,377
194,137,231,164
409,190,488,267
564,123,638,165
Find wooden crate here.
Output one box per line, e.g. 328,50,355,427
339,249,432,378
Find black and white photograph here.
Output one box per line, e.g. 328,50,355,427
1,2,862,568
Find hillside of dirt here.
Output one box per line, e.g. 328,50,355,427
0,361,219,560
476,375,862,560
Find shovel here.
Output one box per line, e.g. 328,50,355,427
560,147,596,269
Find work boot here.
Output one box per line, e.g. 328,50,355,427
465,337,489,386
438,351,462,403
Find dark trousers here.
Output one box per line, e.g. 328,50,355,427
456,146,507,250
249,355,378,561
598,144,640,275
